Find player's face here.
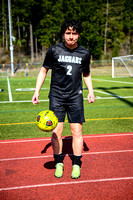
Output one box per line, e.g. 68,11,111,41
63,27,80,49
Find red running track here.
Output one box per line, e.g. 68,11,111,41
0,132,133,200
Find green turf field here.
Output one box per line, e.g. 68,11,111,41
0,75,133,140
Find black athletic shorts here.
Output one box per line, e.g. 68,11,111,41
49,95,85,123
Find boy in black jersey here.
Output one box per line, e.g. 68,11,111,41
32,19,95,179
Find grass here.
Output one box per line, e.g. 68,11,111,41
0,75,133,140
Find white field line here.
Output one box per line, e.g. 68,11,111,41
0,133,133,144
94,89,122,98
0,96,133,103
0,149,133,162
94,90,112,95
0,99,49,103
7,77,12,102
0,176,133,191
84,96,133,100
0,78,132,104
16,88,49,91
92,78,133,84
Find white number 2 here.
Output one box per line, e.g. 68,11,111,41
66,65,72,75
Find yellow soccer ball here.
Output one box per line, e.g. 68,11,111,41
36,110,58,132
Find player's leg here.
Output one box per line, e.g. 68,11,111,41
51,122,64,178
52,123,64,178
49,97,66,178
70,123,83,179
52,122,64,154
70,123,83,156
67,95,84,179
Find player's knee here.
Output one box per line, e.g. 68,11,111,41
71,125,82,136
71,129,82,138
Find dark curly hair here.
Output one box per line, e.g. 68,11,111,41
61,19,83,34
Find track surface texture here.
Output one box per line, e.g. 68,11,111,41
0,132,133,200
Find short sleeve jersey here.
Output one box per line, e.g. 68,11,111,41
43,42,90,99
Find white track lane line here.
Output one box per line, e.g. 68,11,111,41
0,177,133,191
0,149,133,162
0,133,133,144
0,134,133,191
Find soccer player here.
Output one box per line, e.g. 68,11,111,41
32,19,95,179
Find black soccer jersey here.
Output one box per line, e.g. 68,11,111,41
43,42,90,99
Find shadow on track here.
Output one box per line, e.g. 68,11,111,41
42,136,89,169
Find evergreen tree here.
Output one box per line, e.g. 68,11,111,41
0,0,132,61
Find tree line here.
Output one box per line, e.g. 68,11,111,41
0,0,133,63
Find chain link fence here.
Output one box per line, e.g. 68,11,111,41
0,60,112,78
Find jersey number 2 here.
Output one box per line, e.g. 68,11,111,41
67,65,72,75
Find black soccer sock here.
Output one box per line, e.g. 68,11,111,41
54,153,63,164
73,155,82,167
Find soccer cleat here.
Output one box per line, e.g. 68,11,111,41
55,163,63,178
71,164,81,179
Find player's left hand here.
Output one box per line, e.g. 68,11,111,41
32,92,40,105
87,93,95,104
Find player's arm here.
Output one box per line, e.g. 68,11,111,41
32,67,49,105
83,72,95,104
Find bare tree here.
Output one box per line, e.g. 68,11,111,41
35,36,38,60
17,16,21,47
104,0,109,56
2,0,8,50
30,23,34,62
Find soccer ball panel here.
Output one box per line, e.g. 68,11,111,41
36,110,58,132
